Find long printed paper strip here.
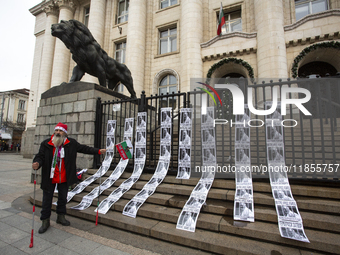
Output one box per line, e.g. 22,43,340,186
176,108,192,179
58,120,116,204
233,105,255,222
265,102,309,243
70,118,134,211
96,112,147,214
122,108,172,218
176,107,216,232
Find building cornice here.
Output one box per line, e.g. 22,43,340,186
286,31,340,48
29,0,79,17
202,47,257,62
29,0,47,16
200,31,257,48
284,9,340,32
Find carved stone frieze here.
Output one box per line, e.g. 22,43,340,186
202,47,257,62
42,1,59,16
286,32,340,48
55,0,77,12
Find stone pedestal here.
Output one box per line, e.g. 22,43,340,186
26,81,128,182
21,127,36,158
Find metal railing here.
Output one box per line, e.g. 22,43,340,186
94,91,187,174
94,78,340,181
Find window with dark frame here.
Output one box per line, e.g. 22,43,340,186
18,100,25,110
17,113,24,123
114,41,126,92
84,7,90,27
117,0,129,24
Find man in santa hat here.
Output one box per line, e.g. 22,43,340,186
32,122,106,234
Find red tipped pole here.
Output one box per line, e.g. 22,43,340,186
29,169,37,248
95,169,102,226
95,202,99,226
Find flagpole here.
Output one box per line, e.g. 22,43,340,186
217,2,225,36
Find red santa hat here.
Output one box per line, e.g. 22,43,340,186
54,122,68,134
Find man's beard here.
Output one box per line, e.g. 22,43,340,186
52,134,65,147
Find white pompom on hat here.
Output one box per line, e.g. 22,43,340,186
54,122,68,134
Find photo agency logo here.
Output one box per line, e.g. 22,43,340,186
196,82,223,110
196,81,312,127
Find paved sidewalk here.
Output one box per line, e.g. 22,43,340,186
0,153,159,255
0,153,211,255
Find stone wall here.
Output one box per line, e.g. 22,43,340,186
21,127,36,158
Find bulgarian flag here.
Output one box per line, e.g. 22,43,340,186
116,139,133,160
217,3,225,36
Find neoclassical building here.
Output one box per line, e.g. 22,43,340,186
26,0,340,128
0,89,29,146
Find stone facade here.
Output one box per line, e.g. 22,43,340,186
26,0,340,128
0,89,29,146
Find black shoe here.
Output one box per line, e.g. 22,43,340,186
56,214,70,226
38,218,50,234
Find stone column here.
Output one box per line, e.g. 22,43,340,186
51,0,76,87
82,0,106,84
125,0,147,97
254,0,288,78
180,0,203,92
37,3,59,102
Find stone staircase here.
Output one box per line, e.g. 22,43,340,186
31,169,340,255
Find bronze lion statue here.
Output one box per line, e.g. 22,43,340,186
51,19,136,98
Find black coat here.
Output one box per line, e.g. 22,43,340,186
33,137,100,191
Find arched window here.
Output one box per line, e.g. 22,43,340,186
298,61,337,78
159,74,177,108
159,74,177,95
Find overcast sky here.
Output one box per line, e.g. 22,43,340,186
0,0,41,92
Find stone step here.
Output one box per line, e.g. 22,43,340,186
64,201,319,255
32,163,340,255
86,171,340,200
72,195,339,255
73,184,340,235
75,181,340,234
32,187,339,254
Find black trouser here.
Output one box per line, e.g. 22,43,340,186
40,182,68,220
